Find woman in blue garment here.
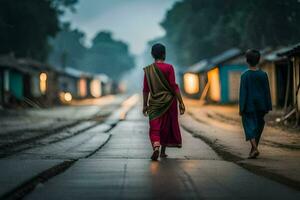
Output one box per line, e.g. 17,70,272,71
239,49,272,159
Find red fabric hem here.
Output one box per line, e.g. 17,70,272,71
162,143,182,148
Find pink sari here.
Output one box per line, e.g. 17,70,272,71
143,62,182,149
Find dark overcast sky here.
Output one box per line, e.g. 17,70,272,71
63,0,181,55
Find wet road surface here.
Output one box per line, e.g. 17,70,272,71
24,106,300,200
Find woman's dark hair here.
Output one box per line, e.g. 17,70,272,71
151,43,166,60
245,49,261,66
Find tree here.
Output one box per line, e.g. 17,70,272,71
48,23,86,68
80,31,135,80
0,0,78,61
161,0,300,67
51,0,78,13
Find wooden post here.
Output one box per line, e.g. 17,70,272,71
283,60,291,113
295,57,300,126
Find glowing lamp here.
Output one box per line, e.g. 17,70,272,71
184,73,199,94
39,72,47,94
64,92,72,102
90,79,101,97
59,92,72,103
207,67,221,101
78,78,87,97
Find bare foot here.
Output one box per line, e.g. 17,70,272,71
248,149,259,159
151,147,160,161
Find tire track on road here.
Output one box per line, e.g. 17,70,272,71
0,95,139,200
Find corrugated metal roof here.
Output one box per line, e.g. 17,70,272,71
0,55,32,73
185,48,242,73
263,46,293,61
65,67,93,78
210,48,242,66
0,55,19,68
93,73,110,83
186,59,209,73
17,58,55,72
278,43,300,57
52,67,89,79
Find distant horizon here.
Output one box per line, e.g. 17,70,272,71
62,0,181,55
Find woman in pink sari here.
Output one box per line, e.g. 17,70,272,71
143,43,185,161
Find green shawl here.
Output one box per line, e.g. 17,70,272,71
144,64,175,120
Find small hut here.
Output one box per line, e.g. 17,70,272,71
183,48,245,103
278,44,300,125
17,58,58,106
0,55,30,107
182,59,209,99
64,67,93,98
90,74,111,97
56,68,80,102
260,46,297,110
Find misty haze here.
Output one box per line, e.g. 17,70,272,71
0,0,300,199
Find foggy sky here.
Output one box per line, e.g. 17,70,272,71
63,0,181,55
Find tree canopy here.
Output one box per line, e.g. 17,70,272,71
79,32,135,80
0,0,135,80
48,29,135,80
0,0,77,61
48,23,86,68
161,0,300,67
